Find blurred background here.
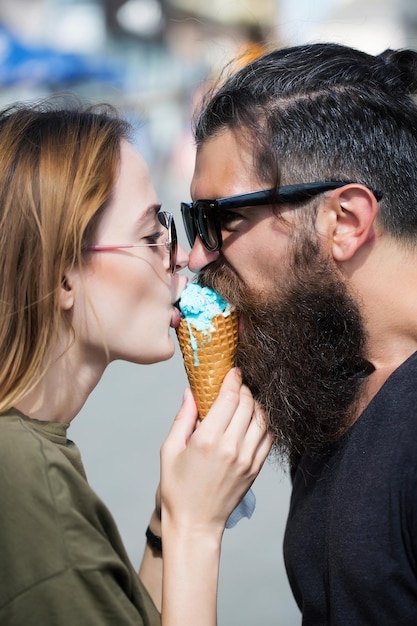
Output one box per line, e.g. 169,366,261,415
2,1,416,624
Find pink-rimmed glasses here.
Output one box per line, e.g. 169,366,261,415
87,211,177,274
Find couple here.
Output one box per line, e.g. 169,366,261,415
2,41,417,625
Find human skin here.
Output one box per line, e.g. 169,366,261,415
69,140,189,367
188,129,294,294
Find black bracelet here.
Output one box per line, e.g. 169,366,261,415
146,525,162,554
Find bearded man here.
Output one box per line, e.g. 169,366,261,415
181,42,417,624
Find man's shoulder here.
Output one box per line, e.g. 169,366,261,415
371,350,417,420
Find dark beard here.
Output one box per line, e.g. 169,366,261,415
198,237,373,469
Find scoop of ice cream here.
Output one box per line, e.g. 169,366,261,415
177,283,236,366
178,282,234,330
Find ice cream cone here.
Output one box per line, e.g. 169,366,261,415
176,310,239,419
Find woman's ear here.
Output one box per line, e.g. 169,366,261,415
327,185,378,262
60,274,75,311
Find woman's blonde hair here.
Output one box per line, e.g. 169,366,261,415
0,97,132,411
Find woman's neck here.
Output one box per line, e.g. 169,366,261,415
15,342,106,423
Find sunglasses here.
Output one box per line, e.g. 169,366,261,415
181,181,382,252
88,211,177,274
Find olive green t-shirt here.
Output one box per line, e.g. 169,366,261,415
0,408,160,625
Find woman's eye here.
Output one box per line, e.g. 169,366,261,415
145,230,164,244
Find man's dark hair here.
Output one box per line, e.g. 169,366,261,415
194,43,417,242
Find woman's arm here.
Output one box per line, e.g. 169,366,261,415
138,507,163,612
160,368,272,626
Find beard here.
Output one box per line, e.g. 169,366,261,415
198,236,373,468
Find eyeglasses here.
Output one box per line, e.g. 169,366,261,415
181,181,383,252
87,211,177,274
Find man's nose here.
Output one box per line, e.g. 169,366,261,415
187,236,221,272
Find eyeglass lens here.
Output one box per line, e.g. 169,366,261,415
181,203,220,252
181,204,197,248
199,204,219,251
158,211,177,274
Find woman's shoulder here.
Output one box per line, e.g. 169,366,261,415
0,408,72,473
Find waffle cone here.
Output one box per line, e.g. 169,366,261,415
176,311,239,419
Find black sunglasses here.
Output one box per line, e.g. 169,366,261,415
181,181,383,252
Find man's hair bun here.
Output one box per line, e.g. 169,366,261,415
374,48,417,96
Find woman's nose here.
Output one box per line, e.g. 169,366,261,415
187,236,221,272
175,242,189,272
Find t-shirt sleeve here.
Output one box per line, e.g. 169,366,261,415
0,568,160,626
0,417,161,625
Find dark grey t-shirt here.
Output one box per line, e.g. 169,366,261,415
0,408,160,625
284,351,417,625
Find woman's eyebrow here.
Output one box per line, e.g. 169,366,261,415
136,203,162,224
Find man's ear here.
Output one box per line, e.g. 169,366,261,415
323,185,379,262
60,274,75,311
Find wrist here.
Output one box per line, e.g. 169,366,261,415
162,517,224,551
149,508,161,536
145,525,162,554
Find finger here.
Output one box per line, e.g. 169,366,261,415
243,432,274,495
163,387,198,453
252,428,274,472
201,367,243,433
228,402,272,473
241,402,271,450
222,383,256,441
213,389,254,457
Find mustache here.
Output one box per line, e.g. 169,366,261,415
197,259,239,297
198,260,256,311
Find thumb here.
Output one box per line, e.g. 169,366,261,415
167,387,198,447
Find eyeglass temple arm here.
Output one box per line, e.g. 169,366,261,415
216,182,382,209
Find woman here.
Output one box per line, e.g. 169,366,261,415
0,99,271,625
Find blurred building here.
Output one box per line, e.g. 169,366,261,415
0,0,415,220
0,0,415,267
278,0,417,52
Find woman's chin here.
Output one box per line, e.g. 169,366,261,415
139,340,176,365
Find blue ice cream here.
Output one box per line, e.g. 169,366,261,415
177,282,236,366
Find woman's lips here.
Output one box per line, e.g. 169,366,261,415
171,277,188,329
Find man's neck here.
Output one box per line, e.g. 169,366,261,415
347,236,417,413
